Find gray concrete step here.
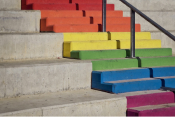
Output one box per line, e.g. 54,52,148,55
0,89,168,116
0,0,21,10
0,33,63,61
0,11,40,33
0,58,92,98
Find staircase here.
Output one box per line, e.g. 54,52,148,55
0,0,175,116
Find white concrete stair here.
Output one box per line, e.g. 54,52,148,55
0,59,92,98
0,11,40,33
0,33,63,61
0,0,21,10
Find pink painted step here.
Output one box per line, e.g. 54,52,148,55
127,92,175,108
127,103,175,116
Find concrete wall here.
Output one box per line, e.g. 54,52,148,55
0,11,40,33
0,60,92,98
0,0,21,10
0,33,63,61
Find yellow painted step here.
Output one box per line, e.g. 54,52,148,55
64,40,117,57
117,39,161,49
64,32,108,42
110,32,151,40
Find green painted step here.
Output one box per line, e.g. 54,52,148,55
92,56,175,71
71,48,172,60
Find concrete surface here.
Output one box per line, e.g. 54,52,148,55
0,58,92,98
0,0,21,10
0,89,168,116
0,89,126,116
151,31,175,54
107,0,175,11
0,11,40,33
0,33,63,61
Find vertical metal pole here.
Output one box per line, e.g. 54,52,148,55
102,0,106,32
130,9,135,58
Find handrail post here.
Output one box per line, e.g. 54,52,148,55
102,0,106,32
130,9,135,58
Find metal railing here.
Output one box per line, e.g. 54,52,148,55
102,0,175,58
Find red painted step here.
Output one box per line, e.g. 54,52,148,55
45,17,90,26
41,10,83,18
127,92,175,108
127,103,175,116
78,4,114,10
72,0,102,4
92,17,130,24
26,0,69,4
53,24,99,32
84,11,123,17
32,4,77,10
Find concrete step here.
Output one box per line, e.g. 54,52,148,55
0,11,40,33
0,89,126,116
92,76,175,94
127,91,175,108
0,33,63,61
0,59,92,98
92,57,175,71
41,10,123,18
0,0,21,10
51,24,141,33
127,103,175,116
92,66,175,82
64,40,117,57
71,48,172,60
63,32,151,42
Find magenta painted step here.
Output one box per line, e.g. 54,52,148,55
127,92,175,108
78,4,114,10
127,103,175,116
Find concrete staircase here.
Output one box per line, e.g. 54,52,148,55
0,0,175,116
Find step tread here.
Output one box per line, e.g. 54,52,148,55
129,103,175,111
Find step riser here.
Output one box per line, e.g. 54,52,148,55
127,107,175,116
127,92,175,108
0,0,20,10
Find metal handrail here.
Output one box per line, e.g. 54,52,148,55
102,0,175,58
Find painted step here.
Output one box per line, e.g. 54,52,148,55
92,78,162,93
84,11,123,17
41,10,84,18
72,0,102,4
63,32,151,42
92,17,130,24
78,4,114,10
52,24,141,33
64,32,108,41
117,39,161,49
71,48,172,60
151,66,175,77
127,92,175,108
32,4,77,10
63,40,117,57
127,103,175,116
140,56,175,68
92,67,175,83
26,0,69,4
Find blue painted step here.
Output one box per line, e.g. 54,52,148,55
92,66,175,93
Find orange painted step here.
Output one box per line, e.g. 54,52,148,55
41,10,83,18
78,4,114,10
72,0,102,4
105,24,141,32
92,17,130,24
32,4,77,10
26,0,70,4
40,18,53,32
53,24,99,32
85,11,123,17
45,17,90,26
